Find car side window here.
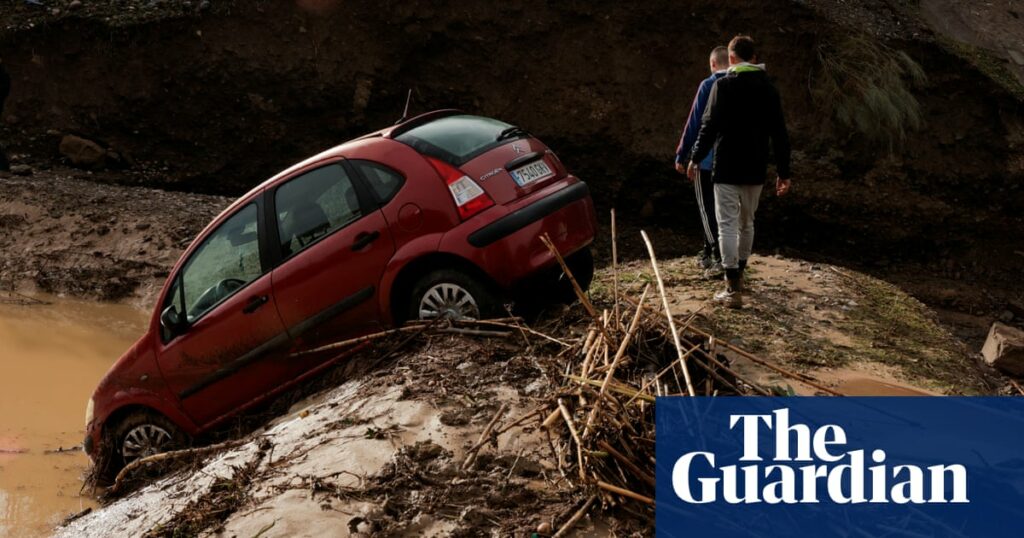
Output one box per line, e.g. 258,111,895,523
180,204,262,323
352,160,405,205
275,164,362,259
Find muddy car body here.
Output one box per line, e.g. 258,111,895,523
84,111,597,474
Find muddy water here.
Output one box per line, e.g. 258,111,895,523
0,294,147,537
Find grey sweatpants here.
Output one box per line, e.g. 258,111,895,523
714,183,763,270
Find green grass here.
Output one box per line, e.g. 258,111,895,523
814,35,928,152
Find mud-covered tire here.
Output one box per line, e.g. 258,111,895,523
100,410,188,481
407,269,500,321
555,248,595,304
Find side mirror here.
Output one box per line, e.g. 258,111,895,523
160,305,186,337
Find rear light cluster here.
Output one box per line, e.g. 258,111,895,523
426,156,495,220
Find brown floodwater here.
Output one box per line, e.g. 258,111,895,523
0,294,147,537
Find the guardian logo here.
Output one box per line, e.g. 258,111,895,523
672,408,969,505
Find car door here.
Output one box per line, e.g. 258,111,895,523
269,160,396,358
156,199,293,428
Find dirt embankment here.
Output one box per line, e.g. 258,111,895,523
0,0,1021,334
53,249,994,537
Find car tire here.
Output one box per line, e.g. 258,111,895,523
408,269,500,321
556,248,595,304
103,410,189,480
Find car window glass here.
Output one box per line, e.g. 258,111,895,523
181,204,262,323
275,164,361,258
394,114,513,164
353,160,404,204
160,276,183,342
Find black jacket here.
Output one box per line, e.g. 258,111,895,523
690,67,791,184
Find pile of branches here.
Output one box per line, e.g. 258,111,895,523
518,230,841,535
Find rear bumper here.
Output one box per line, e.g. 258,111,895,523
439,178,597,288
467,182,590,247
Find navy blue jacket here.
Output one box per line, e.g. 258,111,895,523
675,71,726,171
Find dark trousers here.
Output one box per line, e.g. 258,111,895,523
694,168,719,259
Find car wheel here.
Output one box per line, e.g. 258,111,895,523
556,248,595,304
110,410,188,472
408,269,499,321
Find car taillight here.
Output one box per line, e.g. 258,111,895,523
426,156,495,220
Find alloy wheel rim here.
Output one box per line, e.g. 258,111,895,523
122,424,173,463
418,283,480,320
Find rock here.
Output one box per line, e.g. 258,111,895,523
981,322,1024,376
59,135,107,169
1000,310,1015,323
9,164,32,176
69,0,83,10
537,521,553,535
524,378,546,395
1008,49,1024,67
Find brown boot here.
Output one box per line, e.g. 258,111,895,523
713,270,743,309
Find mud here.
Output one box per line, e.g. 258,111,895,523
56,327,636,537
833,375,934,396
52,250,979,537
0,170,228,304
0,294,146,537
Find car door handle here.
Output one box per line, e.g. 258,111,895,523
351,230,381,251
243,295,269,314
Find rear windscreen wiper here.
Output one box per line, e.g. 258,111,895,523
496,126,529,141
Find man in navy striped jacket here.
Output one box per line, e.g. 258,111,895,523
674,46,729,277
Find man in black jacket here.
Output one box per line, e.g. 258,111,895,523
0,58,10,171
688,35,791,308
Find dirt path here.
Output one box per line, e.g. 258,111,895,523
596,253,994,395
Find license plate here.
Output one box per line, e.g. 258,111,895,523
510,160,554,187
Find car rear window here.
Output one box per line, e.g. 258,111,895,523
394,114,515,165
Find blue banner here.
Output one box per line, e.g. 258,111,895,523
655,397,1024,537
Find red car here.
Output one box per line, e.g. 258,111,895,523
84,110,597,476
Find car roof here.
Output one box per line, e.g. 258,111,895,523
230,109,464,206
197,109,466,249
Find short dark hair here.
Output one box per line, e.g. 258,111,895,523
710,46,729,67
728,35,756,62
